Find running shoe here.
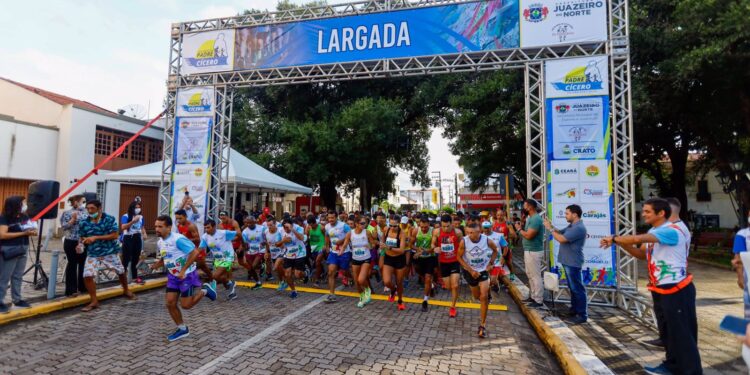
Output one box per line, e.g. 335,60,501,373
134,277,145,285
202,283,217,301
290,291,298,299
643,363,672,375
430,285,436,297
478,325,487,339
449,307,457,318
342,276,350,286
364,287,372,302
421,301,428,312
167,327,189,342
251,282,263,290
388,289,396,303
384,286,391,295
397,301,406,311
509,273,516,281
324,294,337,304
13,300,31,308
357,292,365,308
266,273,274,281
227,290,238,301
209,280,217,292
277,281,288,291
227,280,237,296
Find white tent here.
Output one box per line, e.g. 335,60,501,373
105,148,312,194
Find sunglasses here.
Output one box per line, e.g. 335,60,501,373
358,222,367,226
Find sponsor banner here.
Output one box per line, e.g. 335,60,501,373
176,87,215,117
174,117,213,165
169,164,210,225
550,203,570,228
583,224,612,248
181,30,235,75
580,202,611,223
545,56,609,98
550,237,616,287
520,0,607,48
580,182,610,203
579,159,609,183
551,182,578,203
232,0,519,71
548,96,609,160
549,160,580,182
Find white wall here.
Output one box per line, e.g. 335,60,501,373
0,80,63,127
104,181,121,218
0,118,58,180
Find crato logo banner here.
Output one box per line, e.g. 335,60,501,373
174,117,213,165
176,87,215,117
520,0,607,48
548,95,609,160
545,55,609,98
182,30,235,75
232,0,520,71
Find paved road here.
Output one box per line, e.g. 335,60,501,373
0,273,560,375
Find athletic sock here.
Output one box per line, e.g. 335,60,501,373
201,289,207,296
178,324,187,330
423,295,429,301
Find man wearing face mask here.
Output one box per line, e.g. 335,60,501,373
78,200,136,312
60,195,88,297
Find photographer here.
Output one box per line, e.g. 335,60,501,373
0,196,37,313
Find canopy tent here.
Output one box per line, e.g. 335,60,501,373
105,148,312,194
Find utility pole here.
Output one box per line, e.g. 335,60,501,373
431,171,442,209
454,173,459,211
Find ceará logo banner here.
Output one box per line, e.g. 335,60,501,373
545,55,609,98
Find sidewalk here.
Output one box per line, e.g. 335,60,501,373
512,248,747,374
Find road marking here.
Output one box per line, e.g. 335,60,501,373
190,287,338,375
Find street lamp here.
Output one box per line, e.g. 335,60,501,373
715,158,748,226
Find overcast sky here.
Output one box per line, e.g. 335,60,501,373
0,0,462,191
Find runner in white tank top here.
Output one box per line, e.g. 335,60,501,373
341,218,377,308
457,224,499,339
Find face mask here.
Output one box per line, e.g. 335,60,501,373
90,212,99,219
134,208,141,215
21,204,28,213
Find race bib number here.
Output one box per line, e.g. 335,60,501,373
285,246,298,258
441,243,455,253
269,247,282,257
353,247,368,258
386,238,398,247
249,244,261,253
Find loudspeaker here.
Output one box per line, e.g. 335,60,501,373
82,192,98,204
27,180,60,219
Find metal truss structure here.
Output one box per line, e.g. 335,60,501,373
160,0,649,327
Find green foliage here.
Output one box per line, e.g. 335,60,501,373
439,206,455,214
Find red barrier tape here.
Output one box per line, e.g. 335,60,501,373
31,110,168,221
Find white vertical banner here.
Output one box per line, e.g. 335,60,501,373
520,0,608,48
170,164,211,225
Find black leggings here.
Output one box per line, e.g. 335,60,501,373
63,239,87,295
121,234,143,280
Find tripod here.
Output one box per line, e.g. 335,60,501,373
23,219,48,290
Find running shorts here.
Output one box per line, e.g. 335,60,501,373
213,259,233,270
462,270,490,287
166,272,202,297
439,261,461,277
415,256,438,276
283,258,306,271
327,252,352,271
383,254,406,269
351,258,371,266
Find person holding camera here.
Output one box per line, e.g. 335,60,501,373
0,196,37,313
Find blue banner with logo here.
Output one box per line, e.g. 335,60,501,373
232,0,519,71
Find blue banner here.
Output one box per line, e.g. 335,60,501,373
233,0,519,70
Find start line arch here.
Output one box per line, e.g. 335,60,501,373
158,0,651,327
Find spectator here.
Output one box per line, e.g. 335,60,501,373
121,201,147,285
515,199,545,308
544,204,587,324
0,196,36,313
600,198,701,375
732,209,750,368
79,200,136,311
60,194,88,297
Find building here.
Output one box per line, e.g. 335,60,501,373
0,77,164,230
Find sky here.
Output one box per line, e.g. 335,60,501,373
0,0,462,191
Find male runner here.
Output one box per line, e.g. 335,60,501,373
324,212,352,303
306,215,326,287
218,210,243,268
482,221,509,293
263,217,287,290
199,219,238,300
433,214,463,317
151,215,216,342
457,223,499,338
279,218,306,298
413,217,437,312
175,209,212,280
242,215,266,289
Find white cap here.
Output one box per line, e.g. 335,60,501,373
400,216,409,224
482,221,492,228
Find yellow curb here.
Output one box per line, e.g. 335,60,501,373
236,281,507,311
501,277,587,375
0,278,167,326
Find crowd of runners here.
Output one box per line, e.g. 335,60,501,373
152,208,520,342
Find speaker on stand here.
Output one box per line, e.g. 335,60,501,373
24,180,60,289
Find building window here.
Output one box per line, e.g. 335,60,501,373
95,132,112,155
113,135,129,158
96,182,106,207
696,180,711,201
131,140,146,161
148,143,163,163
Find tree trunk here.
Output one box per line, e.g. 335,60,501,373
666,148,689,221
319,181,338,211
359,178,370,212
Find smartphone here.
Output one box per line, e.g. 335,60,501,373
719,315,750,336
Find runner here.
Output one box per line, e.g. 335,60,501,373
493,210,516,280
150,215,216,342
401,215,417,287
457,223,499,338
218,210,243,271
341,217,377,308
413,217,437,312
199,219,238,301
482,221,509,293
306,215,326,287
174,209,212,281
263,216,287,290
381,214,409,310
374,212,388,288
433,214,463,317
242,215,266,290
323,212,352,303
279,218,306,298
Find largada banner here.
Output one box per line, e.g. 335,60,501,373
545,55,616,287
519,0,607,48
176,87,215,117
232,0,520,71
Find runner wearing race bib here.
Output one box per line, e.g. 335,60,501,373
306,216,327,287
152,215,216,342
175,209,212,283
483,221,509,293
413,217,437,312
199,219,238,301
323,212,352,304
242,215,266,290
280,218,306,299
381,215,409,311
493,210,516,280
457,224,499,339
263,217,287,290
341,218,377,308
432,214,463,318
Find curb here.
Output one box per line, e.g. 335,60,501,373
0,278,166,326
501,277,587,375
